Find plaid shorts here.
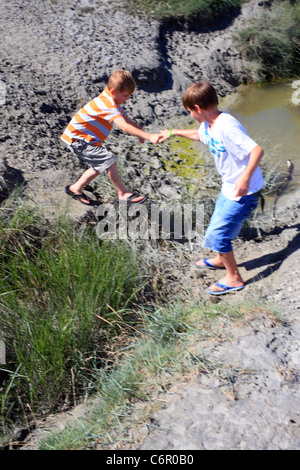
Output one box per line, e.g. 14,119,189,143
70,140,117,173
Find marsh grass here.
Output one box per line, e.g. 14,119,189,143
0,195,142,435
234,0,300,82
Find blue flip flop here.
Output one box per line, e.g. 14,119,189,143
195,258,224,270
206,282,244,295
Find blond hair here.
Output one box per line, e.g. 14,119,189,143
182,81,218,110
107,69,136,94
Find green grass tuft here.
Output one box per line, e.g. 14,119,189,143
234,0,300,82
0,196,141,434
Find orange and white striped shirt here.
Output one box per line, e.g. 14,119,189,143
61,87,126,146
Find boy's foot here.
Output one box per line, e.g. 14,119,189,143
195,258,225,269
206,276,244,295
206,282,244,295
65,185,91,205
115,192,148,205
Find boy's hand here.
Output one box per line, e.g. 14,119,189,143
234,145,264,197
149,133,162,144
158,129,171,142
234,173,250,197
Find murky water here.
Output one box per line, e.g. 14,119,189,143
225,80,300,193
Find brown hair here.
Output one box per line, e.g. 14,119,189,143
182,81,218,110
107,69,136,94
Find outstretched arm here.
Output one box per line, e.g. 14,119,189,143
159,128,200,142
114,116,161,143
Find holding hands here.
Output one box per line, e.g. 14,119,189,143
158,129,172,143
148,133,163,144
148,130,171,144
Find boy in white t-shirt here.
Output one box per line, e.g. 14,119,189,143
159,80,264,295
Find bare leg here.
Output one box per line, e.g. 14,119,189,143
107,162,145,203
208,250,244,293
69,168,99,204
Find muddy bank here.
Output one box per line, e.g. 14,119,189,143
1,0,266,218
136,199,300,450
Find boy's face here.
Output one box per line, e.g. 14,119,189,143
111,88,132,105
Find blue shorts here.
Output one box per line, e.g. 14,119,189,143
203,191,259,253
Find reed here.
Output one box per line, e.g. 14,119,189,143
0,196,141,433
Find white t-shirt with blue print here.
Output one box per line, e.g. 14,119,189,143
198,112,264,200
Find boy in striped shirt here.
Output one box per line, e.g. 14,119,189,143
61,70,161,205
